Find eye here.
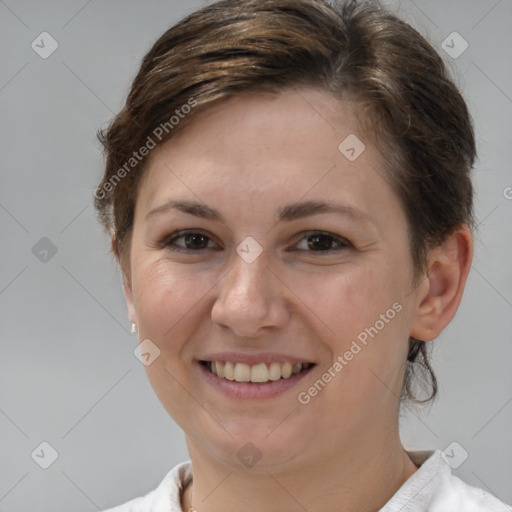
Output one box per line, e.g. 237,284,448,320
162,230,217,251
160,230,349,254
293,231,350,253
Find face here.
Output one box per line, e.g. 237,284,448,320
124,89,421,471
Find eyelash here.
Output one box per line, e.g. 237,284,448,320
160,230,351,254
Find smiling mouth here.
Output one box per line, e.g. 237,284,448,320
200,360,314,384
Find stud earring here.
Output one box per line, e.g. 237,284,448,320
130,322,137,334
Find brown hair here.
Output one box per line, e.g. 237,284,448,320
95,0,476,403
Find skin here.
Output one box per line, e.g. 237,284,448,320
120,88,473,512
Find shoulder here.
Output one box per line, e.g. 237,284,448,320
382,450,510,512
101,461,192,512
430,471,511,511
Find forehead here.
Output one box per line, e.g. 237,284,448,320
135,88,402,228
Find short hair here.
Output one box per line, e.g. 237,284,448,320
95,0,476,404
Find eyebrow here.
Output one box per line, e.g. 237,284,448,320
146,199,374,225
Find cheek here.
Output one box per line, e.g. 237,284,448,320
131,259,219,428
339,267,410,375
131,259,218,351
295,262,410,401
300,262,406,343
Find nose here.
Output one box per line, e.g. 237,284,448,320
211,252,289,338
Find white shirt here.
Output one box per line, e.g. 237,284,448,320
102,450,511,512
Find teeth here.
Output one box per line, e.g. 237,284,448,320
234,362,251,382
224,361,235,380
207,361,309,383
292,362,302,375
281,362,292,379
268,362,282,380
250,363,269,383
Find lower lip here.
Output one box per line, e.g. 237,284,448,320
197,362,314,399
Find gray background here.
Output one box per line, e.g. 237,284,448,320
1,0,511,510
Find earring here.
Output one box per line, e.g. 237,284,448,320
130,322,137,334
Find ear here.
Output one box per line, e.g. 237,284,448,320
123,278,138,328
410,225,473,342
111,236,138,328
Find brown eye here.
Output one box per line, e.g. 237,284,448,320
164,231,215,251
295,231,350,252
182,233,210,249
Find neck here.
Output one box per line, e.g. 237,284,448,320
181,434,417,512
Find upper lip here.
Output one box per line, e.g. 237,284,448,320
198,352,315,365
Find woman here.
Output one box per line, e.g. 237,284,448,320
95,0,510,510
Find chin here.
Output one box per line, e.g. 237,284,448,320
188,415,313,472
